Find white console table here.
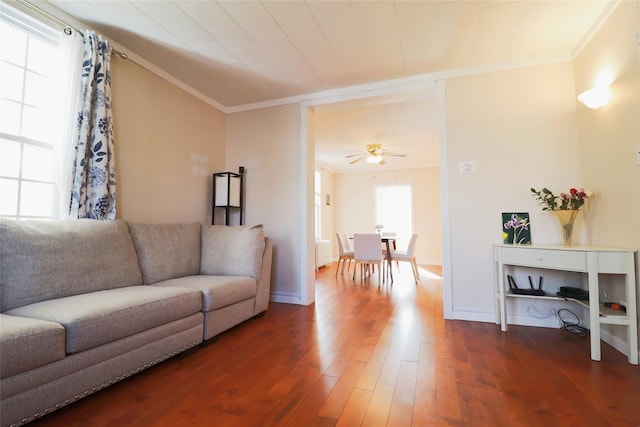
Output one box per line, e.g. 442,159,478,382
494,244,638,365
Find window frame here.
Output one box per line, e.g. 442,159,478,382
374,183,414,250
0,3,63,220
314,169,322,240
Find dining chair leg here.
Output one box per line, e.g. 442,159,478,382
383,263,387,284
355,262,365,283
411,258,419,283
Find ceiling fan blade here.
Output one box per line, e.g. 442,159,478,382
345,152,367,158
349,156,365,164
382,152,407,157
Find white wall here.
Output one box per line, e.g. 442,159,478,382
574,1,639,249
573,0,640,357
225,104,309,304
445,62,583,321
332,168,442,266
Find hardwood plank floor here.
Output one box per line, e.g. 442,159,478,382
28,263,640,427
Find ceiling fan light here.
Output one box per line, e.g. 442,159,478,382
366,154,383,164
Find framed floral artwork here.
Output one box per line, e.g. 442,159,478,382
502,212,531,245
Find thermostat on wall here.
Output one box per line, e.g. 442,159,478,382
459,161,476,174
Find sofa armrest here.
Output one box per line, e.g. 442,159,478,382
254,237,273,315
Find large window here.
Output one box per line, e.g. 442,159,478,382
0,5,63,219
314,169,321,240
375,184,413,249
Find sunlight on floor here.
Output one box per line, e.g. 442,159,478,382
418,266,442,280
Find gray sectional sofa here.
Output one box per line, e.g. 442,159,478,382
0,219,273,427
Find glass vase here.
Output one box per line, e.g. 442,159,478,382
554,209,579,246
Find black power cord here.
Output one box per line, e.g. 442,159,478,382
556,308,589,337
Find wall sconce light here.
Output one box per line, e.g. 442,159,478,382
577,85,611,109
577,71,613,109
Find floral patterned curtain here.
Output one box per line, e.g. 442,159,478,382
69,30,116,219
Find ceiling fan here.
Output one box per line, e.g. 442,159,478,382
345,143,407,165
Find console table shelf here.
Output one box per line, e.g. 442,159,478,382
505,293,631,320
494,244,638,365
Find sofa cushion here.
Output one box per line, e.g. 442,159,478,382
0,219,143,311
154,275,256,311
0,314,66,379
5,286,202,354
200,225,265,280
128,222,201,284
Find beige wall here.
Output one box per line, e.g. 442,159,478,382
332,168,442,266
445,61,582,320
574,1,639,249
111,58,225,225
573,0,640,357
225,104,307,303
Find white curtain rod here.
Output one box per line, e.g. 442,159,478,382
18,0,135,61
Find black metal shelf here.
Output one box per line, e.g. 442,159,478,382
212,167,244,225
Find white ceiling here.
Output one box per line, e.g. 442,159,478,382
37,0,615,172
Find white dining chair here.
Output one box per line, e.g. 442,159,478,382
335,232,354,276
338,232,352,251
390,233,419,283
353,233,383,285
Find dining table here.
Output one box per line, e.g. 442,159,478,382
381,237,396,283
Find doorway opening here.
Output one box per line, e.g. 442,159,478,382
303,82,449,315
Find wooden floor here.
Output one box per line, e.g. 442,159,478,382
29,263,639,427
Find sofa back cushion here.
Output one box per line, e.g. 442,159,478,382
201,225,265,280
128,222,201,284
0,219,142,311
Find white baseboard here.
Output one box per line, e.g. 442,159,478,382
599,329,635,361
505,313,561,329
453,308,636,362
270,292,305,305
451,309,496,323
